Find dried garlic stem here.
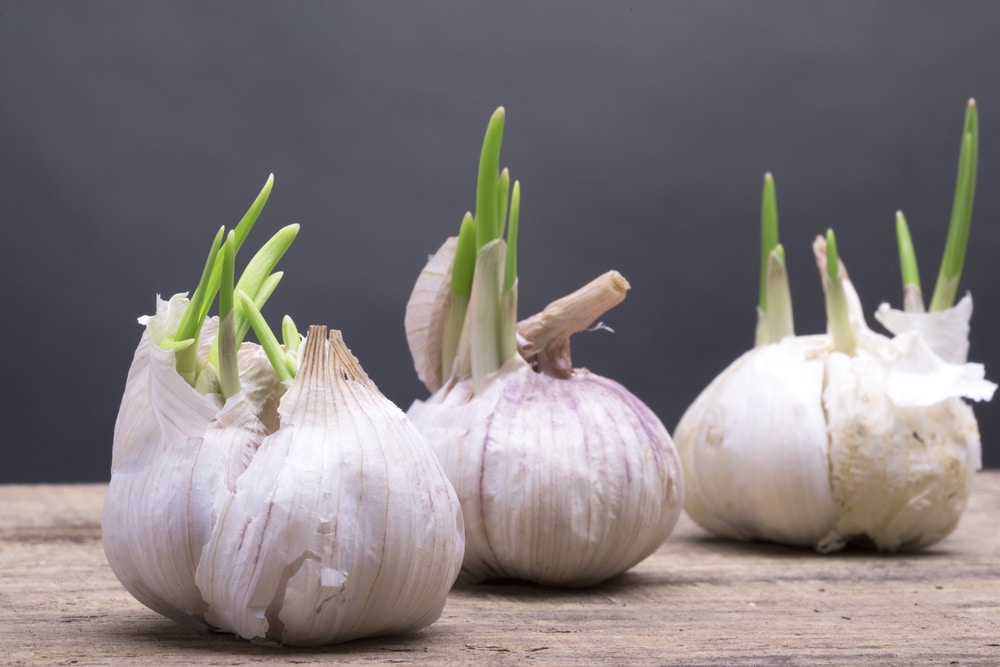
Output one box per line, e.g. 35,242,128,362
517,271,630,377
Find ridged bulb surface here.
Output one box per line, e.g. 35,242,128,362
196,327,465,645
409,358,683,586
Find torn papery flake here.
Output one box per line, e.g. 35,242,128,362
586,321,616,334
875,293,973,364
886,330,997,406
138,293,191,343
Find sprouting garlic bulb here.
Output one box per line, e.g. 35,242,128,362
404,108,683,586
408,351,682,586
104,176,463,645
675,302,991,551
675,223,994,551
105,303,465,644
195,326,464,645
678,104,993,552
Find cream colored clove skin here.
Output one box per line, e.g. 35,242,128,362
675,106,994,553
405,108,683,587
103,178,464,645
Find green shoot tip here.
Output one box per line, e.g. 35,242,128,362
759,172,779,311
819,229,855,354
929,99,978,312
282,314,301,353
895,210,921,290
452,212,477,296
504,180,520,292
825,229,839,280
476,108,506,249
773,242,785,263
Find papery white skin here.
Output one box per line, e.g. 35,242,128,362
675,286,994,552
195,327,464,646
876,293,973,364
103,294,280,627
409,357,683,586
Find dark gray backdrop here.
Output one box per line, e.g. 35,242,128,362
4,2,1000,483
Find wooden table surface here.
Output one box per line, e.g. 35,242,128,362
2,473,999,666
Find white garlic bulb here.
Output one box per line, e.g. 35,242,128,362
103,178,464,645
405,108,683,586
675,302,992,551
675,118,994,552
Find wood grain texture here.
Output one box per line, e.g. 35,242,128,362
2,474,999,665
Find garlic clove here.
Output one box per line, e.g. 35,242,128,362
104,297,219,626
105,283,292,627
195,327,464,646
674,336,836,547
820,341,983,552
104,296,275,628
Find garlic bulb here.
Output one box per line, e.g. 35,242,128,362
103,176,464,645
405,108,683,586
676,104,994,552
676,292,991,551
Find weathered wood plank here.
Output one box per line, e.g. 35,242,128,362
1,475,999,665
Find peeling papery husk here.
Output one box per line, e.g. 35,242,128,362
876,292,974,364
675,296,995,553
408,357,684,587
405,237,457,393
103,294,282,627
105,299,464,645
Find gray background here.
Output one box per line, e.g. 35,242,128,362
3,2,1000,483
